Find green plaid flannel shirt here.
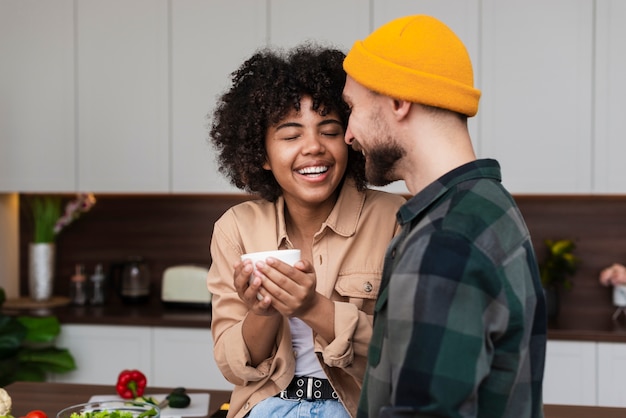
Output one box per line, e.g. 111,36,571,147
358,159,546,418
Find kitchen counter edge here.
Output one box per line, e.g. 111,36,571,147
1,301,213,329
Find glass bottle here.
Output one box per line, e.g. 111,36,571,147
70,264,87,306
89,263,106,305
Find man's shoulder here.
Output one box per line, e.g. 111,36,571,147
410,181,526,249
446,178,517,220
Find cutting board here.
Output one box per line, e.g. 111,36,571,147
88,393,209,417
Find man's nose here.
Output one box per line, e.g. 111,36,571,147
344,125,355,145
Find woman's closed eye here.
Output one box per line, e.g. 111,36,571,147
280,131,301,141
321,130,342,138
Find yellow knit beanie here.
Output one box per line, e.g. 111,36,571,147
344,15,481,117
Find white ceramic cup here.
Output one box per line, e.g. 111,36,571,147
241,249,301,271
241,249,301,299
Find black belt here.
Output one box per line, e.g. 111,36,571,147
277,376,338,401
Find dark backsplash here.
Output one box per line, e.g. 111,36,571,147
18,194,254,303
19,193,626,329
515,195,626,330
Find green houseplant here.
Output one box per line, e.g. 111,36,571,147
29,196,62,243
25,193,96,301
539,239,580,290
0,288,76,386
539,239,580,319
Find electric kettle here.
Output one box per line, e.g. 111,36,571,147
109,256,151,303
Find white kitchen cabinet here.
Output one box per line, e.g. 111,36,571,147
268,0,369,50
594,0,626,193
0,0,75,192
597,342,626,406
50,324,233,391
170,0,265,193
2,1,624,195
480,0,593,194
152,327,233,391
76,0,170,193
50,324,153,385
543,340,597,406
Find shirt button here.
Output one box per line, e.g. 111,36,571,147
293,350,298,358
364,282,373,293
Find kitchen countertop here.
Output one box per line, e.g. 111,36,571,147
5,381,230,417
548,327,626,343
1,297,212,329
543,404,626,418
6,381,626,418
548,314,626,343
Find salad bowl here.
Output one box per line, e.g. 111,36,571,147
56,400,159,418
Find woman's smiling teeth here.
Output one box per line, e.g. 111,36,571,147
298,165,329,177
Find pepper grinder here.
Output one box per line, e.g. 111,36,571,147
89,263,106,305
70,264,88,306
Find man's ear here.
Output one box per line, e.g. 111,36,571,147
391,99,412,120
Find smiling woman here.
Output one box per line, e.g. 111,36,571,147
262,96,348,208
205,43,405,418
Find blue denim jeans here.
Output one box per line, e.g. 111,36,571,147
245,396,351,418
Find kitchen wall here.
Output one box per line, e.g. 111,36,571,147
16,193,626,330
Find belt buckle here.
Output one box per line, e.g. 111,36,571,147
279,376,333,402
306,377,314,400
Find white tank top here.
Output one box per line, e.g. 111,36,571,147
289,317,327,378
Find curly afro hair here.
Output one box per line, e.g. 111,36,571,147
209,43,366,202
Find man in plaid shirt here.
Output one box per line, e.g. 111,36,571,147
342,15,546,418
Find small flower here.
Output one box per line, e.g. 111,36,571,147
539,238,580,290
29,193,96,243
53,193,96,235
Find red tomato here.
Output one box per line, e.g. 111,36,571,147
25,410,48,418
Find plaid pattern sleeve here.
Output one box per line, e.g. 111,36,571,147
358,159,546,418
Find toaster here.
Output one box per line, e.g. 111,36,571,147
161,265,211,308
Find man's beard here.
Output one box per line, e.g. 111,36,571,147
356,101,405,186
365,140,405,186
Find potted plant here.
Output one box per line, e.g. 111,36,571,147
25,193,96,301
0,288,76,386
539,238,580,319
